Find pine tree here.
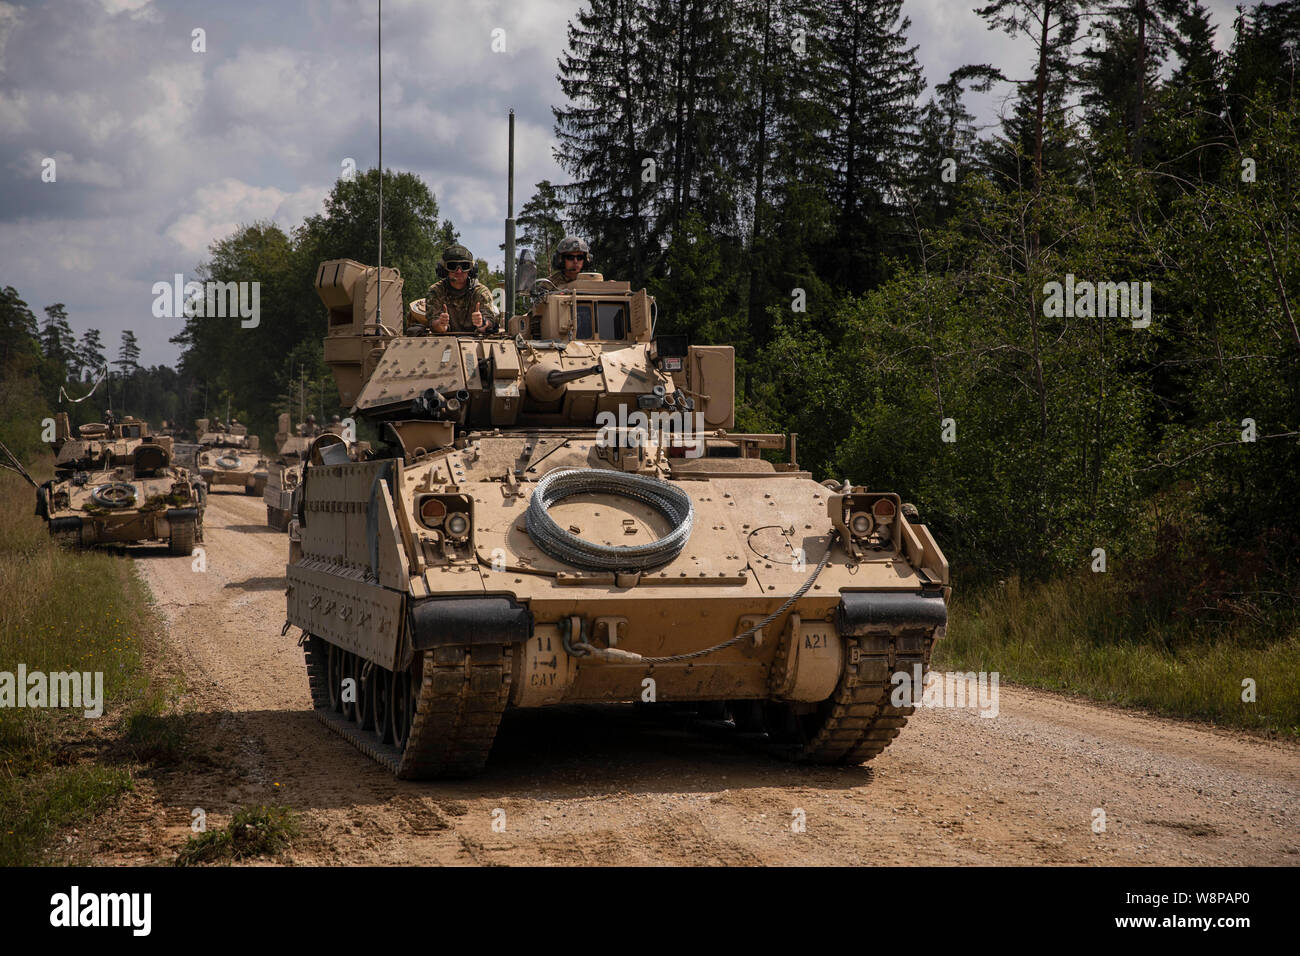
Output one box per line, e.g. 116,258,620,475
40,303,75,373
117,330,141,374
641,0,747,252
78,328,106,381
1079,1,1189,162
805,0,925,293
554,0,657,285
0,286,41,369
977,0,1084,193
907,65,1003,235
517,180,567,263
1225,0,1300,116
1147,1,1226,191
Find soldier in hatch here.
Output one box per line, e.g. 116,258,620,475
302,414,320,437
425,244,499,334
545,235,591,289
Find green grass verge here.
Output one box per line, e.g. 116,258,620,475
0,467,172,864
174,805,300,866
0,764,133,866
934,572,1300,736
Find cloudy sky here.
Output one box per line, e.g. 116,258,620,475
0,0,1246,368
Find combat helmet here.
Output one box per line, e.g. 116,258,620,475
552,235,591,271
437,244,479,280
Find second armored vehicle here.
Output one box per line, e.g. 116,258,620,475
35,413,205,553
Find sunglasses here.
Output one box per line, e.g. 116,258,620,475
563,254,586,262
446,261,472,272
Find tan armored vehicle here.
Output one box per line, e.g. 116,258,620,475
195,418,268,495
284,256,950,778
35,413,205,553
264,413,368,530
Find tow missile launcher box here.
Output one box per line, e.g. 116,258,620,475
285,258,950,779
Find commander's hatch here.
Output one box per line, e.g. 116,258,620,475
353,336,468,418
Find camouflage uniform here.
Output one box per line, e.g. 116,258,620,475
424,279,499,334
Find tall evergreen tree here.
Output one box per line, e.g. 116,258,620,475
40,303,75,372
641,0,746,252
804,0,925,293
517,180,567,262
1225,0,1300,116
78,328,106,381
554,0,657,285
978,0,1084,193
908,65,1003,235
1079,1,1189,161
116,330,141,374
0,286,41,369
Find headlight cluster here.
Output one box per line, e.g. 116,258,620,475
417,494,472,542
830,488,901,552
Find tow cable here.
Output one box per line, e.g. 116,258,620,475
563,532,838,665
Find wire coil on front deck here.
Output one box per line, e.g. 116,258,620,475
525,468,693,571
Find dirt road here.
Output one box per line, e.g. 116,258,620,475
85,492,1300,865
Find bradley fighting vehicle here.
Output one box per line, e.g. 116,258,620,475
283,251,951,778
264,413,368,530
195,419,268,496
264,414,315,530
35,413,205,553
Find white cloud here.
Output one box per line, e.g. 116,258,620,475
97,0,156,19
163,177,326,256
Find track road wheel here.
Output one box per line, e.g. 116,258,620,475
168,519,195,556
373,667,393,744
341,651,358,722
353,654,374,731
391,664,415,751
327,642,344,713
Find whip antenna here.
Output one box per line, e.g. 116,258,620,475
376,0,383,330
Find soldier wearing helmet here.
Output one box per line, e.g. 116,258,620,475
424,244,499,334
302,414,319,437
546,236,591,289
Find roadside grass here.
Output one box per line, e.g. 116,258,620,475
174,805,300,866
934,572,1300,737
0,467,181,865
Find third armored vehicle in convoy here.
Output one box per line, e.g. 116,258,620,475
195,418,268,496
263,414,315,530
264,413,369,530
35,413,205,553
283,255,950,778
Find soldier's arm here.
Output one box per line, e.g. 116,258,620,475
476,285,500,332
427,284,451,332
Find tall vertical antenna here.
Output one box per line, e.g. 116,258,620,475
505,109,516,320
376,0,383,330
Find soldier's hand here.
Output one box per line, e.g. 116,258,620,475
471,310,484,329
433,308,450,333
